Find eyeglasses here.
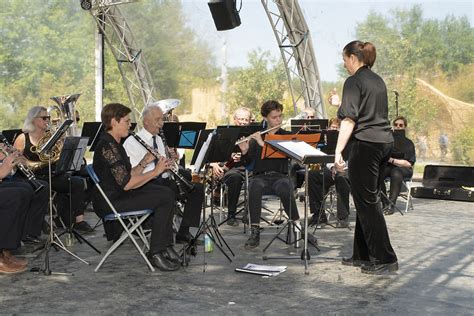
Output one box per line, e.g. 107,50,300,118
36,116,51,121
307,116,315,119
394,123,405,128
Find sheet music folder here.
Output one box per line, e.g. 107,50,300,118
262,133,321,160
82,122,137,151
265,140,334,164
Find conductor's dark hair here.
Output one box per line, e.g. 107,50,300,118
343,40,376,68
260,100,283,117
101,103,131,131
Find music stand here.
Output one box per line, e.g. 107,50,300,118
291,119,328,133
259,133,321,252
191,128,240,271
262,138,335,274
35,119,90,275
56,137,101,254
1,129,22,144
163,122,206,149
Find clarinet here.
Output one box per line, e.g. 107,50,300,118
130,132,195,196
0,133,44,192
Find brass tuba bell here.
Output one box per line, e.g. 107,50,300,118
50,93,81,136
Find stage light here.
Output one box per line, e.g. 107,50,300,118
80,0,92,10
208,0,241,31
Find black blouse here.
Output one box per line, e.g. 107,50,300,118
337,66,393,144
92,132,131,201
393,133,416,166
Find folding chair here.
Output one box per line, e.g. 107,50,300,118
86,165,155,272
382,177,414,215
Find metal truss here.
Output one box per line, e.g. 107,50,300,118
261,0,326,118
88,0,155,121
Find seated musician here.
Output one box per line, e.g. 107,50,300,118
239,100,307,250
13,106,92,235
0,146,34,274
382,116,416,215
123,103,204,246
211,107,252,226
92,103,180,271
308,118,351,228
0,141,48,246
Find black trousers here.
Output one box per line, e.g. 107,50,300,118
248,172,299,225
151,176,203,228
381,165,413,204
308,168,351,221
221,168,245,217
0,181,31,249
348,140,397,264
93,183,175,253
9,177,49,238
38,173,87,225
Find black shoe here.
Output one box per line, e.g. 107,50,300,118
146,251,180,271
309,214,327,227
74,221,94,233
341,257,370,267
383,206,396,216
361,261,398,275
244,226,260,250
226,217,239,227
164,246,182,265
176,232,204,246
335,219,350,228
22,235,45,245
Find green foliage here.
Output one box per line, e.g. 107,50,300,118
451,127,474,164
227,49,288,121
0,0,216,131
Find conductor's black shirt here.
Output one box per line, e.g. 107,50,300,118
337,65,393,144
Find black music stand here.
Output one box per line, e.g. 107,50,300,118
262,139,335,274
163,122,206,149
192,128,240,271
82,122,137,151
291,119,328,133
56,137,101,254
34,119,90,276
1,129,22,144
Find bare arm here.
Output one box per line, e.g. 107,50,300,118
389,158,412,168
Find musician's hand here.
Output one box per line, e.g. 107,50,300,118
237,138,249,154
164,158,175,171
334,152,346,172
0,144,6,160
3,153,18,169
211,163,224,178
167,147,180,161
153,157,167,176
143,152,155,165
232,152,241,163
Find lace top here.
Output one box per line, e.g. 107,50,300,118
92,132,131,200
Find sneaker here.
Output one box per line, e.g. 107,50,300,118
74,221,94,233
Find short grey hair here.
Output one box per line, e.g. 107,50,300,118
233,107,252,119
141,102,163,122
23,106,47,133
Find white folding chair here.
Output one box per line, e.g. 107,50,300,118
86,165,155,272
399,178,415,213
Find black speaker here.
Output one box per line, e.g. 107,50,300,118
208,0,241,31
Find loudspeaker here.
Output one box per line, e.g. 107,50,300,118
208,0,241,31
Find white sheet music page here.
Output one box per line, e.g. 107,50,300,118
277,141,326,159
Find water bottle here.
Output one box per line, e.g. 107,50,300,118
204,233,214,253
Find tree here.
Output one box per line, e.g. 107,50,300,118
227,49,288,121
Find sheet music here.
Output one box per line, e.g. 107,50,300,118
193,131,214,173
277,141,326,159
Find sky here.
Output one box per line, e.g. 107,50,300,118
182,0,473,82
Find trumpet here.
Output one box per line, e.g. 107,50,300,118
129,132,195,197
0,133,44,192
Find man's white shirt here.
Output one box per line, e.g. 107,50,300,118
122,128,169,178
